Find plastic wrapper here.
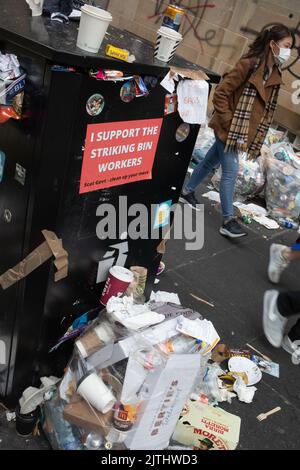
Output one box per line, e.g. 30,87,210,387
270,142,300,169
265,156,300,221
191,125,215,166
264,127,287,147
211,153,265,201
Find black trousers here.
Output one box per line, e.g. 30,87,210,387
277,292,300,341
43,0,73,16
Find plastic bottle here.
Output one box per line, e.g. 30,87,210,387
163,336,201,354
278,218,299,229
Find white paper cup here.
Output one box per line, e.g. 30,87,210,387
76,321,116,358
76,5,112,53
154,26,182,62
100,266,134,306
77,371,116,414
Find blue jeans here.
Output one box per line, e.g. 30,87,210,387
185,134,239,220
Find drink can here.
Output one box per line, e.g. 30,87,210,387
162,4,185,32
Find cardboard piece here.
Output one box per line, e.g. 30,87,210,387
170,66,209,81
63,396,113,436
172,401,241,450
0,229,68,290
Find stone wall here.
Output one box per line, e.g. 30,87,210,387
106,0,300,134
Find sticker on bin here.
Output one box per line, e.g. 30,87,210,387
0,151,6,183
79,118,162,193
153,200,172,229
86,93,105,116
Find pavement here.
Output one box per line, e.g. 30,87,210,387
1,178,300,450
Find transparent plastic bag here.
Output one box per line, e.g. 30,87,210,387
265,156,300,222
212,153,265,201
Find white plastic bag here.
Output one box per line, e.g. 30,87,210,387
177,79,209,124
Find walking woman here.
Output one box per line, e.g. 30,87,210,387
180,25,294,238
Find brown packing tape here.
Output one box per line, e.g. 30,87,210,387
156,239,166,254
63,398,114,436
0,241,52,290
0,229,68,290
42,230,68,277
170,66,209,81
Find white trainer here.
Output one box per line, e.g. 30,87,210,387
263,290,287,347
282,335,300,364
268,244,289,284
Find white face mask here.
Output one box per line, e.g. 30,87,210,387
273,42,291,65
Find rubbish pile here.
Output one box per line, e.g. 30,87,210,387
0,51,26,123
194,125,300,227
10,275,279,450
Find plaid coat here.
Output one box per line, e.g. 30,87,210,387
209,55,283,146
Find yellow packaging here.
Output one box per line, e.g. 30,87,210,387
105,44,129,62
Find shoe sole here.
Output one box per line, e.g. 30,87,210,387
281,336,294,356
219,227,247,238
263,291,282,348
179,197,201,211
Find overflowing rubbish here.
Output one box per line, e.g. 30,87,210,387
0,51,26,124
14,280,276,450
192,123,300,225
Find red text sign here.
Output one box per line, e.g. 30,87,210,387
80,118,163,194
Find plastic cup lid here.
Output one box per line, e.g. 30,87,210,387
109,266,134,282
157,26,182,40
81,5,112,21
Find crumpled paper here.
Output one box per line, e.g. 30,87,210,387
106,295,165,330
233,376,257,403
0,53,20,81
150,291,181,305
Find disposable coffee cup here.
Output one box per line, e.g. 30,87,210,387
76,5,112,53
76,321,116,358
154,26,182,62
100,266,134,306
77,370,116,414
15,404,39,437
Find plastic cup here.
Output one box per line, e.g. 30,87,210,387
76,321,116,358
100,266,134,306
76,5,112,53
77,371,116,414
154,26,182,62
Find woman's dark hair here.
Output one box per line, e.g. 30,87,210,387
244,24,295,59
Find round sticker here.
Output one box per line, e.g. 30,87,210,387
176,123,190,142
86,94,105,116
120,81,136,103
